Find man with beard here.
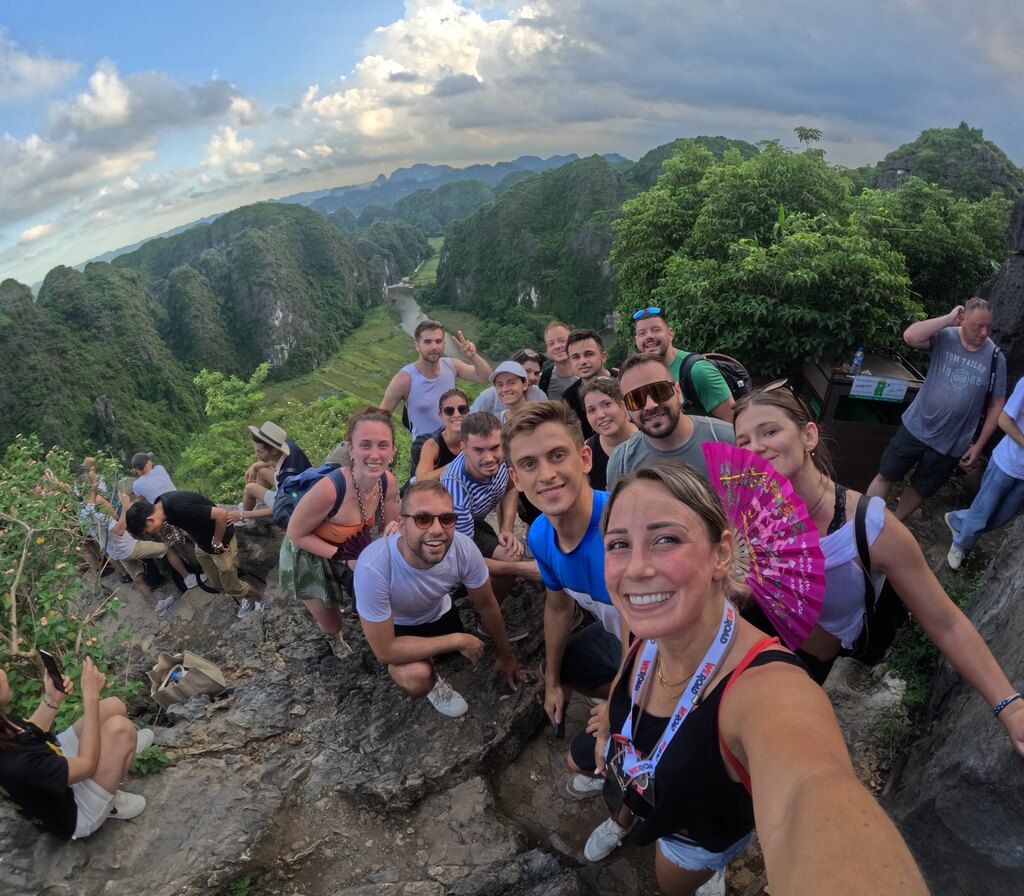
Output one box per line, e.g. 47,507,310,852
606,354,735,490
354,480,524,718
503,401,624,799
561,329,614,438
633,307,734,421
381,320,493,438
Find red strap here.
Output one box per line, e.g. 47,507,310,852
717,636,780,795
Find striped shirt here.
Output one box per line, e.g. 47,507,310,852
441,453,509,536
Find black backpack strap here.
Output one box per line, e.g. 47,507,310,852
853,494,878,616
678,352,702,409
327,468,347,519
539,361,553,395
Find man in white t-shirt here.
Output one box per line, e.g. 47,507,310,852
131,453,176,503
353,480,525,717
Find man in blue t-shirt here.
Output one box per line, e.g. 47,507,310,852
504,400,624,799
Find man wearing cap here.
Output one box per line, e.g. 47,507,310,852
239,422,312,524
632,306,734,421
131,453,176,503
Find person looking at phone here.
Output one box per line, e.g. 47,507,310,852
606,354,734,491
0,658,151,839
354,480,525,718
502,401,623,799
572,464,928,896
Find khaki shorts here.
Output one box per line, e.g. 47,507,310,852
195,538,251,599
121,540,167,579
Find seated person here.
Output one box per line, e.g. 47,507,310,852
240,422,312,523
126,490,269,618
414,389,468,482
471,354,547,415
0,659,150,840
354,480,524,717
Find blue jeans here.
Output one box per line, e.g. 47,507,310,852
949,461,1024,551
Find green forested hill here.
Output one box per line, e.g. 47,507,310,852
434,155,635,329
353,220,432,284
872,123,1024,200
629,136,760,189
0,268,203,457
390,180,495,235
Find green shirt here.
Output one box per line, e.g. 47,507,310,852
668,350,732,416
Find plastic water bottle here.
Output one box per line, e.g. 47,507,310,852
851,346,865,374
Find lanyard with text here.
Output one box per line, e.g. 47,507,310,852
618,600,738,786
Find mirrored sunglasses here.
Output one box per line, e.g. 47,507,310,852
622,380,675,412
632,306,662,321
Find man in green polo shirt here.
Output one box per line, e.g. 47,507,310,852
632,306,734,421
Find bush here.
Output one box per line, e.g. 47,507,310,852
0,436,139,727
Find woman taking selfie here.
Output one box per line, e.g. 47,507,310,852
732,386,1024,755
576,464,928,895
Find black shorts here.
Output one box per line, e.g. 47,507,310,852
471,518,500,559
878,425,960,499
392,602,465,639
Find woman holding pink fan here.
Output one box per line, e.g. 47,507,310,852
579,464,927,896
732,385,1024,756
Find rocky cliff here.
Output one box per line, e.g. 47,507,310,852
981,195,1024,386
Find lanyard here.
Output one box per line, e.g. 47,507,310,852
618,600,738,785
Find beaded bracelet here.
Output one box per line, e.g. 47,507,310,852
43,698,61,711
993,693,1022,717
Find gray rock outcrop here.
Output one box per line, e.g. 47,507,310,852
980,194,1024,385
883,517,1024,895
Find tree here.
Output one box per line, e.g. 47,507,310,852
794,126,823,144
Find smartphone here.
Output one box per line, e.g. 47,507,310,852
38,650,68,694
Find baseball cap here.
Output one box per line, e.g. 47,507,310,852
489,361,528,385
131,452,153,470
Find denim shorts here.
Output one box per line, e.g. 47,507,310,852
658,831,754,873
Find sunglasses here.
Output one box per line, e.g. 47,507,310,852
441,404,469,416
622,380,675,411
513,350,542,364
402,512,458,529
632,306,662,321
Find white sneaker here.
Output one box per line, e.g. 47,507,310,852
109,790,147,820
236,599,255,618
155,594,176,617
566,773,605,799
426,675,469,718
255,593,273,614
947,543,965,570
583,817,630,862
943,512,960,538
696,873,726,896
183,573,198,590
135,728,155,753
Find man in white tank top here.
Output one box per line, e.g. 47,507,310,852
380,320,492,438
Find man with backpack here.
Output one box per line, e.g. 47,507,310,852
868,299,1007,521
632,306,736,421
237,421,311,524
539,321,579,402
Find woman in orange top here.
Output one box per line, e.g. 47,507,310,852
281,408,401,657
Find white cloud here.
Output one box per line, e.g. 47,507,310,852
204,125,254,166
121,175,139,190
228,95,259,124
18,222,55,244
54,59,131,129
227,160,261,176
0,30,78,102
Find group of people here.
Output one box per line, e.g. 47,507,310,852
4,298,1024,896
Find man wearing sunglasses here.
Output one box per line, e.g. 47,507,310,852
606,354,734,491
632,307,734,422
354,480,525,718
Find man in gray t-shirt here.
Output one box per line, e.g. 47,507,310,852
868,299,1007,520
607,355,735,491
353,480,523,718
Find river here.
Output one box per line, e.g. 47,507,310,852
389,281,463,355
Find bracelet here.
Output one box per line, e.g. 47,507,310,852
44,698,61,711
993,693,1022,717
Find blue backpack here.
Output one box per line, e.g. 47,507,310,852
271,463,347,530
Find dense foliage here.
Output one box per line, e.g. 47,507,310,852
389,180,495,235
0,436,138,728
611,142,1011,374
628,135,760,190
354,221,432,284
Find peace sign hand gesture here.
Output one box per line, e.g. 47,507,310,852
453,330,477,359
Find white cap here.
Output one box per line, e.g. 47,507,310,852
488,360,528,385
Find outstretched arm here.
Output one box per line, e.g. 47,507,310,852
874,513,1024,757
380,370,412,414
722,662,928,896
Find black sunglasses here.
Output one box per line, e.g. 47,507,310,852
402,512,458,529
441,404,470,416
632,306,662,321
622,380,675,412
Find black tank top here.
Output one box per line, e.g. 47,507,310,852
585,433,610,491
432,432,458,469
607,648,806,852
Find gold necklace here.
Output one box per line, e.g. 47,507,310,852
351,473,380,521
807,474,831,518
656,658,689,691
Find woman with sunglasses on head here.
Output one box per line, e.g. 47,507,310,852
733,386,1024,755
281,407,401,658
578,464,928,895
415,389,469,482
581,377,637,491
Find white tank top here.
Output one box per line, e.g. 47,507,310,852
818,495,888,648
402,358,457,438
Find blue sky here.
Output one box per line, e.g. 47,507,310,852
2,0,1022,285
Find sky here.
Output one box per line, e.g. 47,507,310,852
2,0,1022,285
